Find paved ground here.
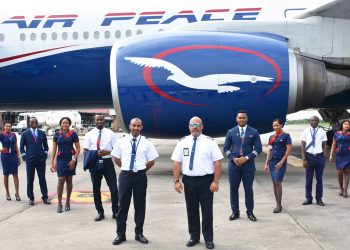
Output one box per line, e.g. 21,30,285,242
0,124,349,250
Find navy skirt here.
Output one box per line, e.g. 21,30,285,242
269,161,287,182
56,157,77,177
1,153,18,175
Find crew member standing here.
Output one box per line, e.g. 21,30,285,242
224,110,262,222
111,118,159,245
172,116,222,250
83,114,118,221
301,116,327,206
20,117,51,205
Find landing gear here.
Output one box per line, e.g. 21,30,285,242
318,108,350,147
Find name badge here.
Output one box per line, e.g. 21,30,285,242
183,148,189,156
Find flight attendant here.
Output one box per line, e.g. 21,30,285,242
0,121,21,201
51,117,80,213
264,119,292,213
330,120,350,198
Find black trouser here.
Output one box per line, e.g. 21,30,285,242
26,158,48,201
90,158,118,214
182,174,214,242
117,170,147,236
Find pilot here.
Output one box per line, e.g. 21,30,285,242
83,114,118,221
111,117,159,245
171,116,223,250
300,116,327,206
20,117,51,205
0,121,21,201
50,117,81,213
264,118,292,213
223,110,262,222
329,119,350,198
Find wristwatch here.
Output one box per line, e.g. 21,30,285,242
174,179,180,184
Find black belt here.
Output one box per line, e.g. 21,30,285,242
306,152,324,157
122,169,146,174
183,174,214,178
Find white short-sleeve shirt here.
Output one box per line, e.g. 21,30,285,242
171,134,223,176
111,134,159,171
83,127,117,158
300,127,327,154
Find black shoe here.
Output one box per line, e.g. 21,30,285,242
112,213,116,219
29,200,35,206
302,199,312,205
57,204,63,213
65,203,70,211
273,207,282,213
316,200,325,206
42,198,51,205
94,213,105,221
206,241,215,249
135,234,149,244
112,235,126,245
247,213,257,221
229,213,240,221
186,238,199,247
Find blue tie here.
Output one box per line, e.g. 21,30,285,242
311,128,316,148
240,128,245,139
129,138,137,171
189,137,197,171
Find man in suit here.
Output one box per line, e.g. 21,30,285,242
20,117,51,205
224,110,262,221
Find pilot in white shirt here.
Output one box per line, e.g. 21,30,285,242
111,117,159,246
300,116,327,206
171,116,223,249
83,114,118,221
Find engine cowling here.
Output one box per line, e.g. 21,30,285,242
110,31,290,137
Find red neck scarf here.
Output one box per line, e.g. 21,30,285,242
268,130,284,145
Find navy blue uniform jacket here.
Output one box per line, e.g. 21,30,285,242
20,129,49,164
223,125,262,171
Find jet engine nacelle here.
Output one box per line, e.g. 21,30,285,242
110,31,290,137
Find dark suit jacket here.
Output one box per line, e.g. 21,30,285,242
20,129,48,163
83,150,98,172
223,125,262,171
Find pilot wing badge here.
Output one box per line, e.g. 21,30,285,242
125,57,273,93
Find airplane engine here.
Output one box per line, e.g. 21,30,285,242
110,31,290,137
110,31,350,137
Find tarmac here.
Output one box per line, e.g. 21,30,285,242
0,124,349,250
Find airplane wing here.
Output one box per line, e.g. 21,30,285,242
294,0,350,19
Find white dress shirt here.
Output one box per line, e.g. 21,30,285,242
83,127,117,158
300,127,327,154
111,134,159,171
171,134,223,176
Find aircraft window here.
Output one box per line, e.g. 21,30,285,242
72,32,79,40
20,33,26,41
0,34,4,42
126,30,132,37
51,32,58,40
62,32,68,40
94,31,100,39
104,31,110,39
30,33,36,41
115,30,121,39
41,33,47,41
136,29,142,35
83,31,89,39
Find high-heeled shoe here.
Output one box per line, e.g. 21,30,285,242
343,191,348,198
6,196,11,201
57,204,63,213
339,190,344,196
15,194,21,201
65,203,70,211
273,207,282,213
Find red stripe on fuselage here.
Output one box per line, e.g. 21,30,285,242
0,46,76,63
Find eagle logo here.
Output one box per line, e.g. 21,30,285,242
125,57,273,93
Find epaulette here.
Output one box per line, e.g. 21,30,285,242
206,136,214,141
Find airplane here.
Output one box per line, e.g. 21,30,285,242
1,0,350,137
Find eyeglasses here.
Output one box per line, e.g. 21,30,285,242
189,123,201,128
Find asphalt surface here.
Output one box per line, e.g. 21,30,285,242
0,124,349,250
